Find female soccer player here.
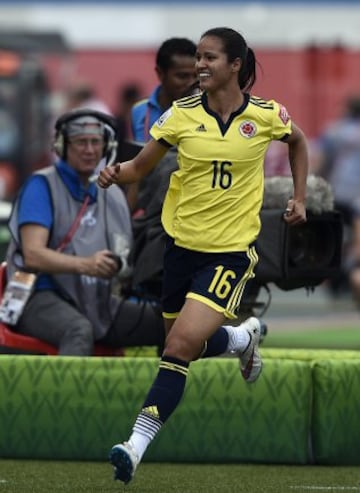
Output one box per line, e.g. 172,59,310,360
98,27,309,484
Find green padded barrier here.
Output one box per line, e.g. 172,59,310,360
312,359,360,465
0,356,158,461
147,357,312,464
262,348,360,361
0,355,312,464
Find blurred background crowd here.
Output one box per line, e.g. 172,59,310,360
0,0,360,311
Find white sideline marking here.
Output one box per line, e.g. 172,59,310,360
291,487,360,491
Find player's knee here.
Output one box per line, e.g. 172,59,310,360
163,333,203,362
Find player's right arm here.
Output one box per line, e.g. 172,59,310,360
97,138,168,189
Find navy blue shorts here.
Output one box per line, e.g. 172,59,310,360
161,236,258,320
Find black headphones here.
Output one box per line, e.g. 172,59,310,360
53,108,118,161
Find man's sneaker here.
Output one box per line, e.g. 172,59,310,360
109,441,139,484
238,317,263,383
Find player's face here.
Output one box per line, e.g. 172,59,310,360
67,132,104,178
196,36,239,92
158,54,197,102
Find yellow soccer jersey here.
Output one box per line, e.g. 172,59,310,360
150,92,292,253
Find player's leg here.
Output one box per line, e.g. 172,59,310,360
187,245,263,381
109,243,263,483
110,297,224,483
161,237,262,361
200,279,267,358
160,241,264,378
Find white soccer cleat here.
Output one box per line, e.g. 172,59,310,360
109,441,139,484
238,317,263,383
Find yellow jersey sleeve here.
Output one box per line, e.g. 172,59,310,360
270,100,292,140
150,105,178,146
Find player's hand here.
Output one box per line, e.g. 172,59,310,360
283,199,307,225
97,164,121,189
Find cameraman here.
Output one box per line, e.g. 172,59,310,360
4,109,164,355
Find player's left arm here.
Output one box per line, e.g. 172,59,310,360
282,122,309,225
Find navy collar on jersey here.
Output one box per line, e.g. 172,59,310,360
55,160,97,203
202,92,250,136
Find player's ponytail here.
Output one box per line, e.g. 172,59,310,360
238,46,257,92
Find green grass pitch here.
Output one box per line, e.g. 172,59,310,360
0,460,360,492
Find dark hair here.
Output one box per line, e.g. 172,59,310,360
200,27,257,92
156,37,196,71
